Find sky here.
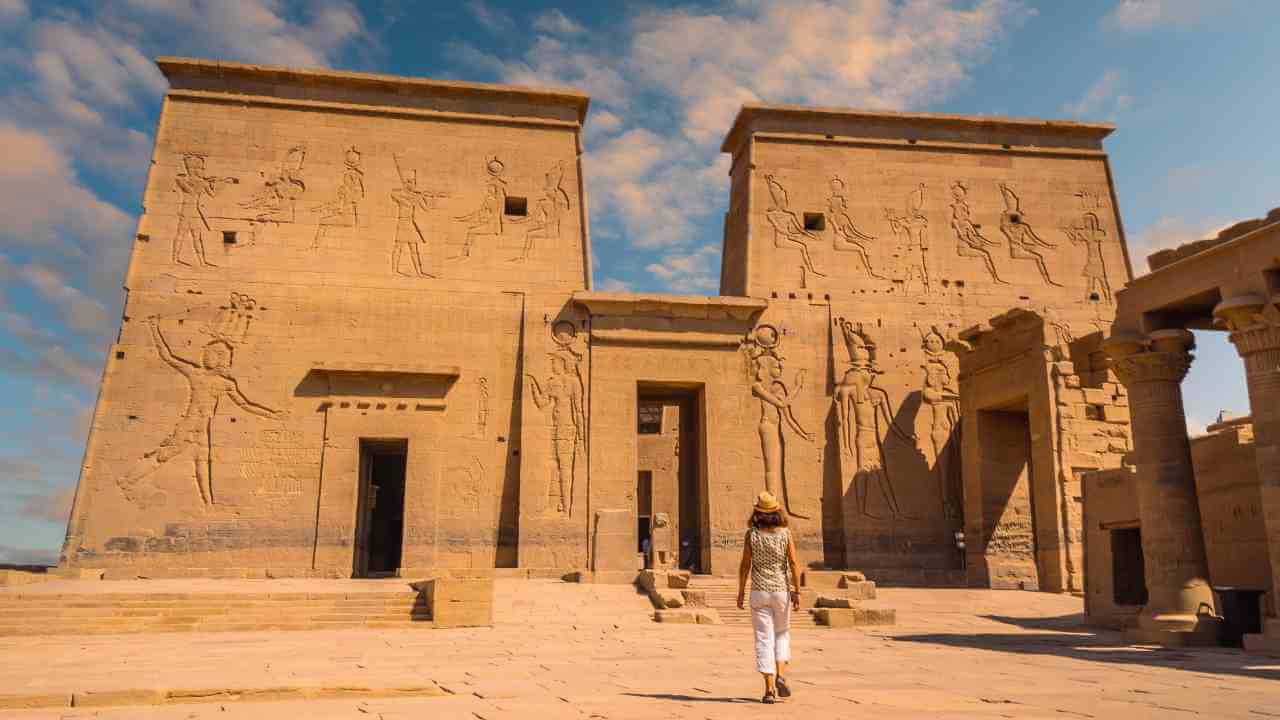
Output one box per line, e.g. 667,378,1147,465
0,0,1273,565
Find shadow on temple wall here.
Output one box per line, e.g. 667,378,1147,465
892,614,1280,681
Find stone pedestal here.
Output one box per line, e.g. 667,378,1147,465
1216,294,1280,647
1104,330,1219,643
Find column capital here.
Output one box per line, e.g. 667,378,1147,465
1103,330,1194,386
1214,294,1280,356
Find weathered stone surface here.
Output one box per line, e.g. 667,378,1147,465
653,609,696,624
812,607,896,627
666,571,691,589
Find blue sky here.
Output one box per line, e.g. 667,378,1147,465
0,0,1272,564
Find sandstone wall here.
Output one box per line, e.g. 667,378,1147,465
61,60,588,576
722,109,1131,577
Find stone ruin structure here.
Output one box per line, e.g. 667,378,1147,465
1081,211,1280,649
59,58,1142,603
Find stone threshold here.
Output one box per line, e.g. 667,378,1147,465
0,682,448,711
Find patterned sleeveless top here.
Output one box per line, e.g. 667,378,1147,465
749,527,791,593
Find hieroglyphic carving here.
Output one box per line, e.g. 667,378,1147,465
828,176,885,279
440,457,485,517
833,319,916,520
473,376,490,439
949,182,1007,284
456,156,508,259
764,175,824,285
174,153,238,267
885,183,930,294
527,321,585,515
1063,211,1111,303
920,326,961,519
238,146,307,241
390,155,446,278
120,294,280,507
742,324,813,518
312,146,366,248
998,184,1061,287
510,161,570,261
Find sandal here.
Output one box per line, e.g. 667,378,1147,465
776,676,791,698
762,691,776,704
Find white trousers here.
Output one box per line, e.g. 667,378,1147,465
749,590,791,674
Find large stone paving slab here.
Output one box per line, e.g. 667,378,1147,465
0,588,1276,719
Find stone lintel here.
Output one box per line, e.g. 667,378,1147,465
572,291,767,321
310,363,462,379
721,103,1115,158
157,56,591,125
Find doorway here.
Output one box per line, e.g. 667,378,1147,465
974,408,1039,589
636,386,707,574
354,439,407,578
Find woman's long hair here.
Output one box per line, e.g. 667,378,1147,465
750,509,787,529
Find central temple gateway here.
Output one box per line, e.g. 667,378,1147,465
59,58,1135,589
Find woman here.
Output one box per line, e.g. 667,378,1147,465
736,491,802,704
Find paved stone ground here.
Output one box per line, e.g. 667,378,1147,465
1,582,1277,719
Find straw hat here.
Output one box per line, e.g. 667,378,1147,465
753,490,781,513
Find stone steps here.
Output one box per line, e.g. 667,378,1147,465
0,591,430,636
685,578,825,629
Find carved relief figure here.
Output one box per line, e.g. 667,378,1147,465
456,156,508,259
920,327,961,519
173,153,238,267
998,184,1061,286
527,322,586,515
390,155,443,278
510,161,570,261
949,182,1007,284
764,174,825,284
828,176,885,279
743,325,813,518
312,146,366,248
240,145,307,223
1064,211,1111,303
120,295,280,507
885,183,930,294
833,319,916,520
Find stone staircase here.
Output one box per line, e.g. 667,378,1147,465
684,576,824,629
0,582,431,636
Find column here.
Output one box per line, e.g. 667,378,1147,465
1103,329,1218,639
1215,295,1280,633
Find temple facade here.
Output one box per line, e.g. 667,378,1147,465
60,58,1134,588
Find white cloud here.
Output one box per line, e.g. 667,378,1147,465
646,245,721,294
1129,216,1230,273
0,544,57,566
0,0,27,25
598,278,634,292
535,9,586,35
455,1,1026,291
19,486,74,525
1063,69,1131,118
1103,0,1217,32
465,0,516,35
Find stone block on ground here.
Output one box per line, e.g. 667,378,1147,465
802,570,846,589
841,580,877,600
680,589,708,608
815,595,854,609
666,570,691,589
695,608,722,625
652,589,684,609
839,571,867,585
812,607,896,628
636,570,661,593
654,609,697,624
416,577,493,628
797,588,818,609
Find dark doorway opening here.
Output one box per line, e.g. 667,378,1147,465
1111,527,1148,606
354,439,407,578
974,408,1040,590
636,385,708,574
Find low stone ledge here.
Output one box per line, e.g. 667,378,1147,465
812,607,896,628
411,577,493,629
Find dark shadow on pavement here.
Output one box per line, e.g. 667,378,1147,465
892,625,1280,681
622,692,756,704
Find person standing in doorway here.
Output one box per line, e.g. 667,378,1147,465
736,491,802,704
